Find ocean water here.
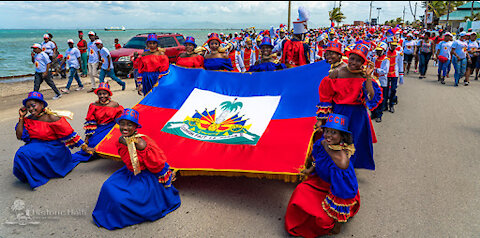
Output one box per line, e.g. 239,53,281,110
0,29,240,80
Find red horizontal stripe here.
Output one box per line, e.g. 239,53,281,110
97,104,316,174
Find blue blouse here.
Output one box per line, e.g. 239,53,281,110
247,62,287,72
204,58,233,71
312,139,358,199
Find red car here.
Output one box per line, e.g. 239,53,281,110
111,32,186,75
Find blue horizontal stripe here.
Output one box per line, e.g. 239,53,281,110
139,61,330,119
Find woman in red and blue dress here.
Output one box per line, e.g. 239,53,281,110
248,37,286,72
92,108,181,230
136,33,170,96
285,113,360,237
315,44,383,170
72,82,124,162
203,33,233,71
14,91,94,189
176,36,204,68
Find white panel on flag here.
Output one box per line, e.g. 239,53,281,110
161,88,281,145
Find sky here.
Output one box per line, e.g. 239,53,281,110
0,1,425,29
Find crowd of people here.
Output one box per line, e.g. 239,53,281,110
22,6,480,235
31,31,125,99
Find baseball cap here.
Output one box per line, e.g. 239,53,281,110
67,39,74,44
444,32,453,37
43,34,49,39
88,31,95,36
31,43,41,49
94,39,103,44
459,32,467,37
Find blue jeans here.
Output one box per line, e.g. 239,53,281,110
438,59,450,77
66,68,83,89
99,69,125,87
385,77,398,107
419,52,432,76
453,57,467,85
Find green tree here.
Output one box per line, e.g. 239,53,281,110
425,1,466,25
464,12,480,21
329,7,346,25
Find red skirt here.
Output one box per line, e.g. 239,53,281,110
285,175,360,238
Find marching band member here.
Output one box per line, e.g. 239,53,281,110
371,42,390,123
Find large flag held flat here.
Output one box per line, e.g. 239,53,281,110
96,62,330,182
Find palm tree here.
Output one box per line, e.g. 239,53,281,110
464,12,480,21
426,1,466,25
329,7,346,26
216,98,243,124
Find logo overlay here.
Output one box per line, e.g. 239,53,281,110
162,88,281,145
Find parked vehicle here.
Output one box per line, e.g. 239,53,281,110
111,33,186,75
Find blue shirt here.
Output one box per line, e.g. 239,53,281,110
87,41,99,63
99,47,113,70
452,40,468,59
65,47,81,69
34,52,51,73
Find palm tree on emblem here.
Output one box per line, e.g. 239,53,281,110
215,98,243,124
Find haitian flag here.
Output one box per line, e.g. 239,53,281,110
96,62,330,182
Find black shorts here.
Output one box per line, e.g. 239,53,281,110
467,56,478,69
404,54,414,63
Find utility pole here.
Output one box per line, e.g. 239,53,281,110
472,0,475,17
287,1,291,32
339,1,342,10
403,6,406,25
425,1,429,29
369,1,373,26
377,7,382,25
446,1,451,31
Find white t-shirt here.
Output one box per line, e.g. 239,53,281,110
65,47,81,69
41,41,56,56
403,40,416,55
99,47,113,70
87,41,100,63
34,52,51,73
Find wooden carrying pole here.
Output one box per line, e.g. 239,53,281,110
288,1,291,32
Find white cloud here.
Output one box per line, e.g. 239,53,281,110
0,1,425,29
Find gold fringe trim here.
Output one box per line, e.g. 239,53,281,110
328,143,356,160
322,201,349,223
325,194,359,207
177,170,301,183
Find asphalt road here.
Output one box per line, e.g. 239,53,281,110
0,65,479,237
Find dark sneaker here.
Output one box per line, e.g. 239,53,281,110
375,117,382,123
389,106,395,113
